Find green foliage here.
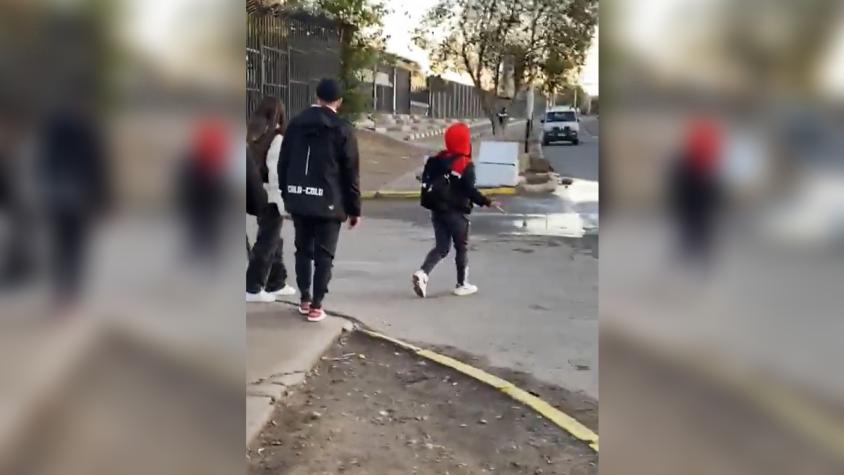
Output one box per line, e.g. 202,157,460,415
551,85,588,109
297,0,390,119
414,0,597,120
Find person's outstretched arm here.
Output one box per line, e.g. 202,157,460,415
460,162,492,207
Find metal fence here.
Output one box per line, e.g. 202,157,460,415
246,8,547,122
246,10,343,120
427,77,486,119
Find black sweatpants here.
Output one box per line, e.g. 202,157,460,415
48,210,90,303
246,204,288,293
420,211,470,285
292,215,342,307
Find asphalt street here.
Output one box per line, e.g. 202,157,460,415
262,121,600,399
543,115,600,181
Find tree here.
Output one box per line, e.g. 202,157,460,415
293,0,390,119
414,0,597,133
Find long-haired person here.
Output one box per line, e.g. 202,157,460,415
246,96,296,302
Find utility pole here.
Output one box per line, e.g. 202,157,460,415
525,83,535,153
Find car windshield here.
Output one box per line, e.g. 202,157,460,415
546,111,576,122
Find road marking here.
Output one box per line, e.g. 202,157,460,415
360,328,600,452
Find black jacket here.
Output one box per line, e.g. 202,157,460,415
246,147,268,217
421,154,491,214
248,130,278,184
279,106,361,220
38,110,110,216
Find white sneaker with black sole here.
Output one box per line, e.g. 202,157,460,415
268,284,297,298
412,270,428,298
453,282,478,296
246,290,276,303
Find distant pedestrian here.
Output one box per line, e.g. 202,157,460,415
37,100,110,311
246,97,296,302
668,119,723,268
279,79,361,322
497,107,508,128
0,121,34,287
413,122,500,298
179,118,231,263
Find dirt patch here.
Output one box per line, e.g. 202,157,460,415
248,332,597,475
425,344,599,433
357,130,431,192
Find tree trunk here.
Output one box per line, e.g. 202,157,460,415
481,93,505,137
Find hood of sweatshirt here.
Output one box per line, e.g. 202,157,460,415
295,105,341,135
440,122,472,174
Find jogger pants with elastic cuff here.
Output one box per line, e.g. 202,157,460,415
420,211,470,285
292,215,342,307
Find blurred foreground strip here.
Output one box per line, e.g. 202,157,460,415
0,315,243,475
602,320,844,475
603,0,844,472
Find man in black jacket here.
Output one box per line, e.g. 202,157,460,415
279,79,361,322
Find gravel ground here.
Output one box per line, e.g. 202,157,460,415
248,331,598,475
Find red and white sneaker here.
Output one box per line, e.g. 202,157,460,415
298,300,311,315
307,306,326,323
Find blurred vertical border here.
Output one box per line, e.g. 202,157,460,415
601,0,844,474
0,1,245,474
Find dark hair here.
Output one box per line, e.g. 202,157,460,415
247,96,285,143
246,96,285,182
316,78,342,103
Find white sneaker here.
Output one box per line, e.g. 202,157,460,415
268,284,297,297
412,270,428,298
246,290,276,303
453,282,478,296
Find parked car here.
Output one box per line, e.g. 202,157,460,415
541,106,580,145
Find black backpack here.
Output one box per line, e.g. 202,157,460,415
420,155,456,212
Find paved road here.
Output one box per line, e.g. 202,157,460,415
542,115,599,181
258,129,600,400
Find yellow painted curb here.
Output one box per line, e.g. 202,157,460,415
361,187,517,200
360,329,599,452
481,186,518,196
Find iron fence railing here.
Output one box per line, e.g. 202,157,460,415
246,10,342,120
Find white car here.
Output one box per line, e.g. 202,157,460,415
541,106,580,145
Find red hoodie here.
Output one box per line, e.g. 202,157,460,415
439,122,472,175
191,119,230,176
425,122,490,212
683,119,721,176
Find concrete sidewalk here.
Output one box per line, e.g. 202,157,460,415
246,303,350,444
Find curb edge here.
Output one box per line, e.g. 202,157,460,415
360,328,600,452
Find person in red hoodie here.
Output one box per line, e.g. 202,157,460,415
412,122,500,298
668,118,723,266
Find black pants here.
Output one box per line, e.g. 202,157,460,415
48,210,90,303
246,204,288,293
292,215,342,307
421,211,469,285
